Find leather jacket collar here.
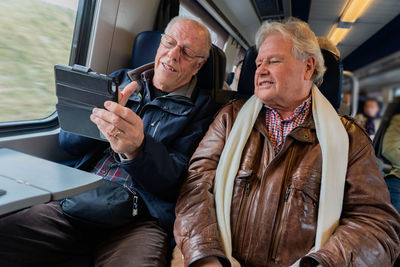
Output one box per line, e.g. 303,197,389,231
253,106,317,145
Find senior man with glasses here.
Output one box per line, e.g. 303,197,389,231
0,17,216,267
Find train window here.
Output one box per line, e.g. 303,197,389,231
395,87,400,97
0,0,79,123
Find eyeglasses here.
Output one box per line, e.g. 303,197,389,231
160,34,205,61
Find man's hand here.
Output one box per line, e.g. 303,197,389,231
90,81,144,159
191,256,223,267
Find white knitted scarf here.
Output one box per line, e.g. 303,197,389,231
214,85,349,267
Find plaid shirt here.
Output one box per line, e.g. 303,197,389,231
91,148,134,189
265,95,311,154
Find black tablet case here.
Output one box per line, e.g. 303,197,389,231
54,64,118,141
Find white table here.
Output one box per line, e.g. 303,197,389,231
0,148,103,216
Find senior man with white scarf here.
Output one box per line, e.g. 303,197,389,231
174,17,400,267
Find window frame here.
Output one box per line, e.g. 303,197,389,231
0,0,96,137
70,0,97,66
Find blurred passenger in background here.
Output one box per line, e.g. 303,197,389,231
355,97,381,140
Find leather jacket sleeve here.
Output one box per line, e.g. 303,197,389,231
301,118,400,266
174,103,234,266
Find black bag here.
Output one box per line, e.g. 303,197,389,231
60,179,139,229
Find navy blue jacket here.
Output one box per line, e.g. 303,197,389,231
59,63,217,231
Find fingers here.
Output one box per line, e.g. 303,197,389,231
91,106,134,135
90,102,144,158
103,101,140,126
118,81,137,106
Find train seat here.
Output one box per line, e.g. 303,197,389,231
319,49,343,110
130,30,163,69
196,43,226,96
235,45,257,100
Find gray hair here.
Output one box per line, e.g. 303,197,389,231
255,17,326,86
318,37,340,58
165,16,212,59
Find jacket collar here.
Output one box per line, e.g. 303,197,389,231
289,113,316,143
167,76,197,99
128,62,197,101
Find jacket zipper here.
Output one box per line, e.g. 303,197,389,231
124,185,139,216
271,185,292,260
132,195,138,216
234,181,251,253
269,145,297,262
151,120,160,137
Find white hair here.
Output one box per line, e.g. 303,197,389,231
318,37,340,58
165,16,212,59
255,17,326,86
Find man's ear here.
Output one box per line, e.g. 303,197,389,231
193,58,206,75
304,55,316,80
197,58,207,71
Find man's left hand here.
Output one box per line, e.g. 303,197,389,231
90,81,144,159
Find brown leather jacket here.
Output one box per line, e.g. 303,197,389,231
174,100,400,267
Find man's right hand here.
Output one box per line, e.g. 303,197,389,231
90,81,145,159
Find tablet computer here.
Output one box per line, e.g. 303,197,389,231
54,64,118,141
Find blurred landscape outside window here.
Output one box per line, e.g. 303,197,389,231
0,0,78,122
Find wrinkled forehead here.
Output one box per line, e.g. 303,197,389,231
166,20,207,51
256,33,293,60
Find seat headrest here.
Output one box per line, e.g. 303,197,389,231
319,49,343,110
235,45,343,110
130,31,162,69
196,44,226,92
236,45,257,99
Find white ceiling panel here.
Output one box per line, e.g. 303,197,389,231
211,0,261,45
308,0,400,60
307,20,335,36
203,0,398,66
308,0,346,36
308,0,346,20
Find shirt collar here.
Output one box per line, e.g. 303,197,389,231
167,76,197,99
142,70,197,100
264,94,312,122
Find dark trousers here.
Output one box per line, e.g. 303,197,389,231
0,201,168,267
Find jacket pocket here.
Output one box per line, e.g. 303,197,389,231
231,169,253,256
272,167,321,265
